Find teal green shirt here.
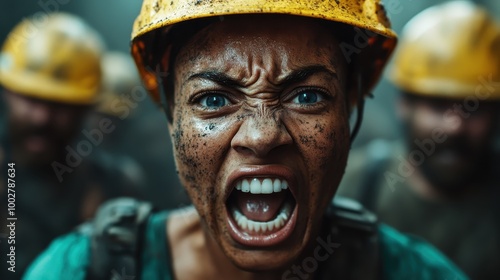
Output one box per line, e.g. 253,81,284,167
23,210,468,280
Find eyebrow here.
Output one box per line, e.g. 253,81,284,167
187,65,338,89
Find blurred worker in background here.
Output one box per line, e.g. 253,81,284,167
25,0,467,279
86,51,146,195
339,1,500,279
86,51,184,208
0,13,142,278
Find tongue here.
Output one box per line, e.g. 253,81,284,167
235,192,287,222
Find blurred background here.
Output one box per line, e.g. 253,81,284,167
0,0,189,209
1,0,499,209
1,1,500,279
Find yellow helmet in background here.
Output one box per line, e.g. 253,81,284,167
389,0,500,100
130,0,397,105
0,12,105,105
96,51,141,116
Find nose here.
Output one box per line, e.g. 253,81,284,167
30,102,52,126
231,113,293,158
443,110,467,136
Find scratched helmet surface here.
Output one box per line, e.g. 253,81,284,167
131,0,397,104
0,13,104,105
388,0,500,99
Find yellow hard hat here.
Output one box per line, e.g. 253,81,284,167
96,51,141,116
0,13,105,105
388,1,500,99
131,0,397,104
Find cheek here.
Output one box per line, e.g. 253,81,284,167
171,106,231,206
294,108,350,184
7,99,30,121
467,116,493,145
294,111,349,220
412,107,441,137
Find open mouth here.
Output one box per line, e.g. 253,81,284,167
225,170,298,247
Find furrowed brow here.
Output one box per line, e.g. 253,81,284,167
188,71,243,88
277,65,338,88
187,65,337,88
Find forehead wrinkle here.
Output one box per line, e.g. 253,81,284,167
236,43,341,90
177,21,344,94
235,47,283,89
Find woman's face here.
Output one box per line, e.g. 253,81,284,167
170,15,350,270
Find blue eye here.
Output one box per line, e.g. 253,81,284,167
293,91,323,104
199,94,229,108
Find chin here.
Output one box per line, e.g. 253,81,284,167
221,239,306,271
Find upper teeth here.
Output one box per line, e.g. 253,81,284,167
235,178,288,194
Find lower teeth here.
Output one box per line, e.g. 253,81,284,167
232,202,292,233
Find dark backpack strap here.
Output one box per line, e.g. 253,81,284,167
78,197,154,280
318,196,381,280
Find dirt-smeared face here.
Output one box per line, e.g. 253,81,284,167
169,15,350,271
402,95,498,192
4,90,87,166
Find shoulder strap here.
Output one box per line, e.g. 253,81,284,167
317,196,381,280
79,197,154,280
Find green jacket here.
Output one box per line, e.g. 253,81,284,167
23,210,468,280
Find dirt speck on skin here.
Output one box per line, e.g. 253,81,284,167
185,174,196,182
236,114,247,121
314,123,325,133
328,131,336,141
299,135,309,145
174,130,184,148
